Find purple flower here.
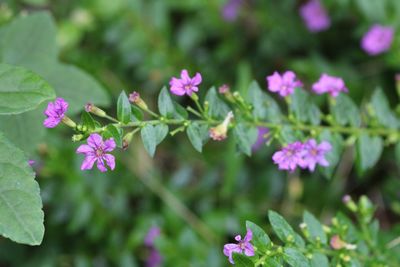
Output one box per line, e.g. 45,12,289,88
144,227,161,247
266,71,303,97
76,133,116,172
361,24,394,55
299,0,331,33
28,160,35,166
301,139,331,171
272,141,305,172
312,74,348,97
146,249,162,267
221,0,242,22
43,98,68,128
169,69,202,96
223,229,254,264
252,127,269,151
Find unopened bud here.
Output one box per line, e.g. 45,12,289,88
330,235,357,251
342,195,358,212
72,134,84,142
190,92,199,101
61,116,77,128
85,103,106,117
219,84,235,102
209,111,234,141
122,131,134,150
129,91,148,110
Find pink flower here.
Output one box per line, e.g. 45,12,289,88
301,139,331,171
272,141,305,172
266,71,303,97
169,69,202,96
76,133,116,172
361,24,394,56
312,74,348,97
223,229,254,264
43,98,68,128
299,0,331,32
221,0,243,22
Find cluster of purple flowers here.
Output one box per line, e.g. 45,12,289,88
266,71,347,98
223,228,254,264
272,139,332,172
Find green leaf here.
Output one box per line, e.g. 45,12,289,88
102,125,123,148
155,124,169,145
247,81,282,123
245,221,270,251
303,211,327,244
117,91,132,124
187,122,209,152
0,132,44,245
395,143,400,164
232,253,254,267
268,211,305,248
318,130,344,179
0,12,110,114
356,133,383,173
283,248,310,267
205,87,230,119
81,112,96,131
290,88,321,125
141,125,157,157
310,253,329,267
280,126,304,144
0,63,55,115
158,87,176,118
330,94,361,127
131,105,143,122
233,124,258,156
370,89,399,129
174,102,189,119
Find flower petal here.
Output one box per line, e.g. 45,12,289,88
96,159,107,172
104,138,116,152
81,156,97,170
43,117,60,128
76,144,94,154
192,72,202,85
103,154,115,170
87,133,103,148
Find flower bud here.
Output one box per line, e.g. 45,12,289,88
85,103,106,117
129,91,148,110
330,235,357,251
342,195,358,212
122,131,134,150
209,111,234,141
218,84,235,102
72,134,84,142
61,116,77,128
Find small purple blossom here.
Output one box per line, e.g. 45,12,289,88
272,141,305,172
223,229,254,264
144,226,162,267
221,0,243,22
299,0,331,33
144,227,161,247
312,74,348,97
266,71,303,97
28,160,35,167
169,69,202,96
252,127,269,151
146,249,162,267
301,139,331,171
76,133,116,172
361,24,394,56
43,98,68,128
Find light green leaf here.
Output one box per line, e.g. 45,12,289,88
158,87,176,118
0,63,55,115
117,91,131,124
283,248,310,267
303,211,327,244
290,88,321,125
268,211,305,248
356,134,383,173
0,132,44,245
102,125,123,148
186,122,209,152
245,221,270,251
205,87,230,119
81,112,96,131
310,253,329,267
318,130,344,179
233,123,258,156
247,81,282,123
155,124,169,145
370,89,399,129
232,253,254,267
330,94,361,127
141,125,157,157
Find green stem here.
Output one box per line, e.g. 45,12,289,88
104,115,120,123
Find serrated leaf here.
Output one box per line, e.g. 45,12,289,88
187,122,209,152
303,211,327,244
205,87,230,119
158,87,176,118
141,125,157,157
370,89,399,129
310,253,329,267
268,211,305,247
245,221,270,251
0,132,44,245
356,133,383,173
232,253,254,267
155,124,168,145
283,248,310,267
233,124,258,156
102,124,123,148
330,94,361,127
318,130,343,179
0,63,55,115
81,112,96,131
247,81,282,123
117,91,131,124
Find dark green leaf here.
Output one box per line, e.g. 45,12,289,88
117,91,131,124
174,101,189,119
356,133,383,173
245,221,270,251
141,125,157,157
303,211,327,244
290,88,309,123
158,87,176,118
370,89,399,129
232,253,254,267
131,105,143,122
280,126,304,144
310,253,329,267
102,125,123,148
155,124,169,145
330,94,361,127
81,112,96,131
247,81,282,123
205,87,230,119
283,248,310,267
318,130,344,179
268,211,304,247
395,143,400,164
233,124,258,156
187,122,209,152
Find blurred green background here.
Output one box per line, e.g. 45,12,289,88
0,0,400,266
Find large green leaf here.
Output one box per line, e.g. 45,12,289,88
356,134,383,173
0,132,44,245
303,211,327,244
268,211,305,248
0,63,55,115
117,91,131,124
186,122,209,152
141,125,157,157
233,123,258,156
247,81,282,123
330,94,361,127
205,87,230,119
370,89,399,129
245,221,270,251
283,248,310,267
318,130,344,179
232,253,254,267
